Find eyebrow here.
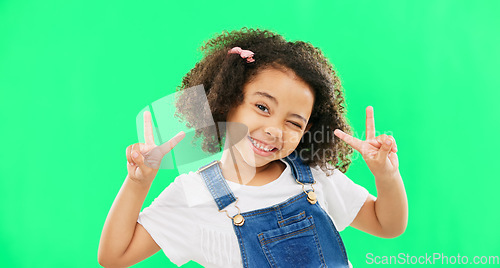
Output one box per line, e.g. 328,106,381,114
253,91,308,124
254,91,278,104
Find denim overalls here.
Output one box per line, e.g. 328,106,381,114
197,152,350,268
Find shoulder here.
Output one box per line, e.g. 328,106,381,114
309,164,353,187
309,163,368,208
149,171,210,207
170,171,214,208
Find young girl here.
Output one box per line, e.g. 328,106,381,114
98,28,408,268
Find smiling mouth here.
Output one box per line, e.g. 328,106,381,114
248,136,278,152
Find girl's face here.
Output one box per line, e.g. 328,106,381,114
226,67,314,168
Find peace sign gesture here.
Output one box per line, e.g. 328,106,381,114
334,106,399,179
126,111,185,185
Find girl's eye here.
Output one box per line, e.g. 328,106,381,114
290,122,302,128
256,104,269,113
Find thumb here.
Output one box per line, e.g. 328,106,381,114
131,144,146,168
378,137,392,160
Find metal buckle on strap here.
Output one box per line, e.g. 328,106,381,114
220,197,245,226
295,179,317,204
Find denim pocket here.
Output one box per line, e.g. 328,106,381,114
278,211,306,227
258,215,326,268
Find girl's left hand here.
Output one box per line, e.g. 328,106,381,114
334,106,399,179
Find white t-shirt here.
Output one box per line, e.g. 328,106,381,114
137,159,369,267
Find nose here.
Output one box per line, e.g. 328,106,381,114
264,126,283,139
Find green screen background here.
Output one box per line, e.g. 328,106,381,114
1,0,499,267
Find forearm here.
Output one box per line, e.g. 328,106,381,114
374,173,408,237
98,175,152,260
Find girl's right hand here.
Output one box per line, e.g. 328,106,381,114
125,111,185,185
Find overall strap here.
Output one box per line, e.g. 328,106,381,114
282,151,315,184
197,160,237,211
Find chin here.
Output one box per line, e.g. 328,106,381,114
235,144,272,168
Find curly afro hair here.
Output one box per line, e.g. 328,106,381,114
175,27,354,174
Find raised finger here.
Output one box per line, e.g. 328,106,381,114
144,111,155,146
334,129,363,152
156,131,186,156
366,106,375,140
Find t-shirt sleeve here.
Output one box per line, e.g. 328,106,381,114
316,168,370,232
137,174,194,266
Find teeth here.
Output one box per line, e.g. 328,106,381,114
249,137,274,152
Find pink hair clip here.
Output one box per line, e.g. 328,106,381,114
228,46,255,63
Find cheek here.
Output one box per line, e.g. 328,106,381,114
285,131,304,147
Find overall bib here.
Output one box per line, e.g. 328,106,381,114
197,152,350,268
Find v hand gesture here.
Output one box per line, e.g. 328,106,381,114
126,111,185,185
334,106,399,179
